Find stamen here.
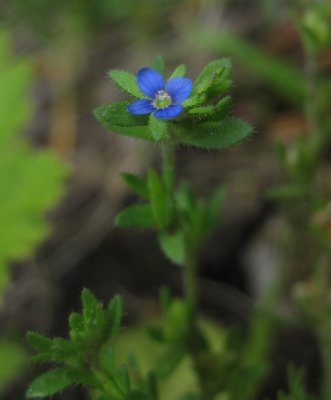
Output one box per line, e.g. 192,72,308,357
153,90,172,109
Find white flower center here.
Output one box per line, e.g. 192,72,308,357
153,90,172,109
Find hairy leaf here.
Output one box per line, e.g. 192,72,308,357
149,114,168,141
180,117,253,149
108,70,142,98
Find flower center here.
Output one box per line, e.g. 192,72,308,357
153,90,172,109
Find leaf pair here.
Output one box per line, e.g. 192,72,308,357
115,169,173,230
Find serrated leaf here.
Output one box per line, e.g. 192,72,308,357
151,54,165,75
169,64,186,80
180,117,253,150
149,114,168,141
108,70,142,98
158,231,185,265
121,173,149,199
115,204,156,228
106,295,123,340
26,368,75,398
0,32,67,294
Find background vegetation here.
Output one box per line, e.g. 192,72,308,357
0,0,331,399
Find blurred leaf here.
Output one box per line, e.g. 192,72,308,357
149,114,168,141
190,30,305,105
115,204,156,228
169,64,186,80
108,70,142,98
99,346,116,375
157,347,186,379
151,55,165,76
0,31,67,294
267,183,307,201
158,231,185,265
180,117,253,149
0,340,26,391
121,173,149,199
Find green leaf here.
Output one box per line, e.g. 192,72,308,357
108,70,142,98
94,105,152,141
158,231,185,265
26,332,52,353
205,186,226,232
99,345,116,374
0,32,67,294
187,105,215,116
182,94,206,109
212,96,232,119
169,64,186,80
81,288,105,337
0,339,26,391
115,204,156,228
94,102,148,128
121,173,149,199
151,54,165,75
26,368,75,398
157,347,186,378
180,117,253,150
112,365,130,394
191,30,305,105
148,114,168,141
127,390,153,400
148,169,172,229
106,295,123,340
82,288,99,321
193,59,232,95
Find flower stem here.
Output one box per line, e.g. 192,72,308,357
183,245,199,319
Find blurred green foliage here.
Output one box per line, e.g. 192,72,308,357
0,31,67,293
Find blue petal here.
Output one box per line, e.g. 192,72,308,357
128,99,155,115
166,77,192,104
154,105,183,120
137,68,166,98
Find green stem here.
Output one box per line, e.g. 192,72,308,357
184,246,199,319
162,140,175,192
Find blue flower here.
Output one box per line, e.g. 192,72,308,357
128,68,192,120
